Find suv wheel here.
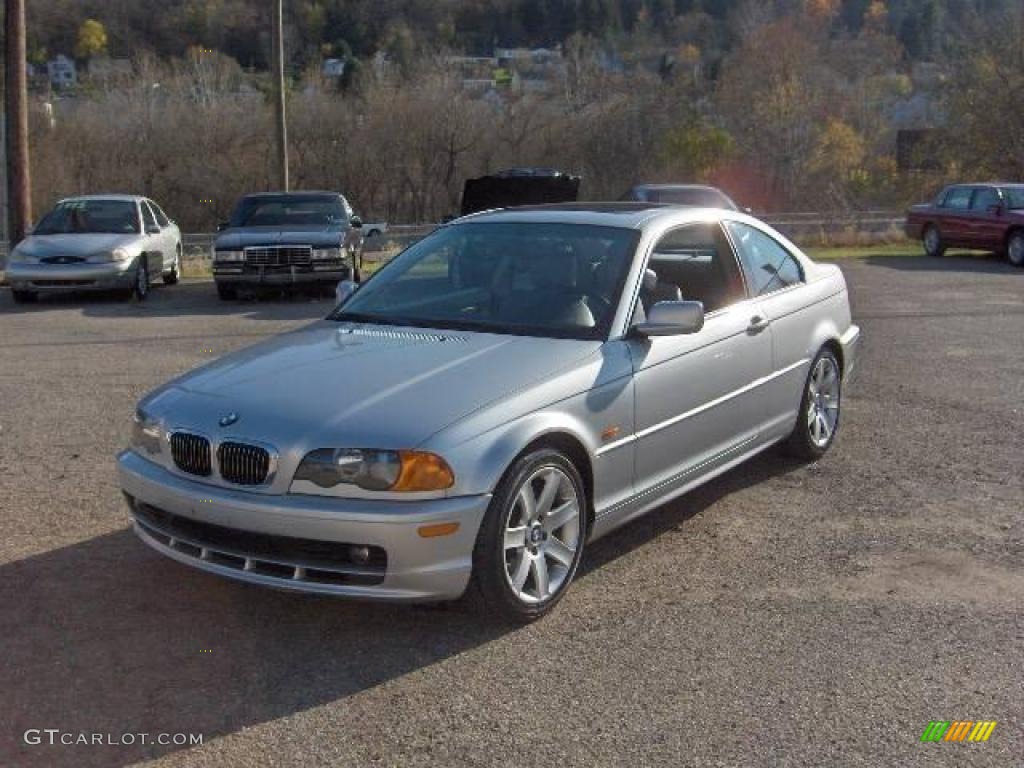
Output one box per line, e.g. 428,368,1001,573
1007,231,1024,267
923,225,945,258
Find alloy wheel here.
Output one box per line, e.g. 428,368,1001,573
503,466,581,605
807,356,840,448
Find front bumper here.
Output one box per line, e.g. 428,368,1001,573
839,324,861,381
213,264,351,286
6,261,134,292
118,450,489,601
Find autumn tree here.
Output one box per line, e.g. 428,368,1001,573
74,19,108,59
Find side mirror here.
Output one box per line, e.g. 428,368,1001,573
217,221,229,232
987,204,1005,217
146,225,160,235
743,206,754,215
350,215,363,229
634,300,705,337
335,279,359,306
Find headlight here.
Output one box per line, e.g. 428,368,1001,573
312,247,343,260
7,248,34,263
293,449,454,492
215,250,244,262
89,248,131,263
129,408,163,456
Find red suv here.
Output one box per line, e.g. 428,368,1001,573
906,183,1024,267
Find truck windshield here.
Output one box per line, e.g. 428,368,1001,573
34,200,140,235
229,195,347,227
330,222,638,340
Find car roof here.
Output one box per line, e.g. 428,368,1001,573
240,190,342,198
453,202,733,230
632,183,723,191
58,194,147,203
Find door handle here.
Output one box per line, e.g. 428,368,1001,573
748,315,771,334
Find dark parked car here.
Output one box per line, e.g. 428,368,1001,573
623,184,739,211
212,191,364,300
459,168,581,217
905,183,1024,266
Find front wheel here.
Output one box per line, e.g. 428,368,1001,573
163,246,181,285
216,282,237,300
923,225,945,258
132,258,150,301
1006,231,1024,267
785,347,842,461
468,449,587,623
11,289,37,304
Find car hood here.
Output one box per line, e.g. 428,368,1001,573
215,225,347,249
17,233,141,258
144,321,602,450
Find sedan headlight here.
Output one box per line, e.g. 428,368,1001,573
293,449,454,492
89,248,132,263
215,250,244,262
7,247,35,263
129,409,163,456
312,246,343,260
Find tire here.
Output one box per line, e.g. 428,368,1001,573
132,257,149,301
163,246,181,285
1006,230,1024,267
923,224,945,258
11,289,37,304
467,448,587,623
784,347,842,461
216,282,237,300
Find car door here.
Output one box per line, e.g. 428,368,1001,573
722,220,820,441
968,187,1004,249
144,200,178,271
937,186,973,246
626,221,773,496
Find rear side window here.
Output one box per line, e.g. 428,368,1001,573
970,187,1001,211
942,187,972,210
149,201,171,227
723,221,804,297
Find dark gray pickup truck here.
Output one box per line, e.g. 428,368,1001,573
212,191,363,299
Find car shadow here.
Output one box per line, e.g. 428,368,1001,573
862,253,1020,274
0,280,337,323
1,450,799,767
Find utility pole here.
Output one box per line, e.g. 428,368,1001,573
271,0,289,191
4,0,32,246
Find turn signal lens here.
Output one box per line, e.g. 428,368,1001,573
418,522,460,538
394,451,455,492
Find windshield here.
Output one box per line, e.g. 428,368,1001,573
647,188,734,209
229,195,347,227
34,200,140,235
331,222,639,339
1002,187,1024,209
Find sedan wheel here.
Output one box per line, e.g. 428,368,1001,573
1008,232,1024,267
133,258,149,301
469,449,586,622
785,347,841,460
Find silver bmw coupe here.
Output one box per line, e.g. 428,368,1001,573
118,203,860,621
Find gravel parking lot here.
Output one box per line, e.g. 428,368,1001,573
1,254,1021,767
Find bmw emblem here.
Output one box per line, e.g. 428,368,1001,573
219,412,240,428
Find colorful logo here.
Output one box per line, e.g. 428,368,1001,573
921,721,997,742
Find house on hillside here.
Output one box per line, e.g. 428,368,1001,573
47,55,77,90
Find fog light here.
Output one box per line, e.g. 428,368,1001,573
350,545,371,565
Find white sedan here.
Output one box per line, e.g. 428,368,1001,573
5,195,182,303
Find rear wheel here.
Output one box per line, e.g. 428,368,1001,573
1006,230,1024,267
785,347,842,461
216,282,237,300
468,449,587,623
11,289,37,304
923,225,945,258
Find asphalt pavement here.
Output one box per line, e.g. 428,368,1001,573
0,253,1021,767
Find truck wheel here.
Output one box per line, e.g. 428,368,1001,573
1007,231,1024,267
216,283,237,301
923,225,945,258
